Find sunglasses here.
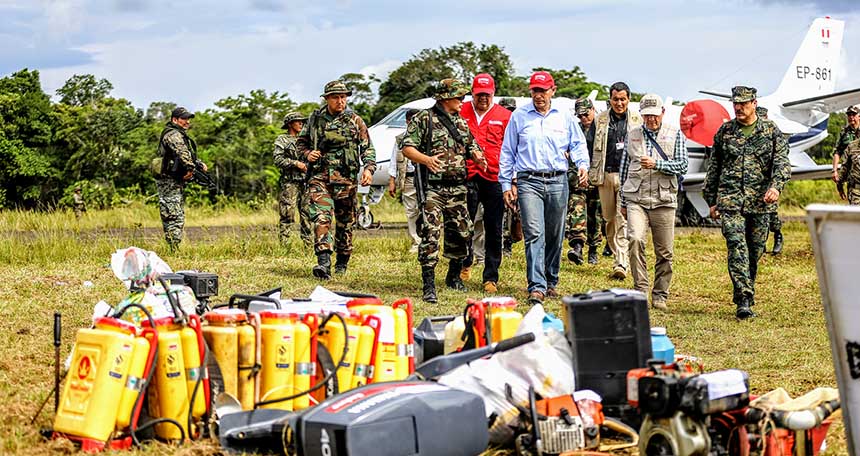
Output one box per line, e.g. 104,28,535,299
576,112,590,118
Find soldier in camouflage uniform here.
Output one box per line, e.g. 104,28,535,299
704,86,790,320
756,106,784,255
835,105,860,204
832,105,860,182
567,98,604,265
296,80,376,279
837,134,860,205
274,111,312,246
72,186,86,219
401,78,487,303
155,107,205,250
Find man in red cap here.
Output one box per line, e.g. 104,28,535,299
460,73,512,293
500,71,589,305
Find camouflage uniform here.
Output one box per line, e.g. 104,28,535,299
274,112,312,245
757,106,784,254
72,188,86,219
156,111,199,249
401,79,483,301
296,81,376,277
837,137,860,204
567,100,603,263
703,87,790,317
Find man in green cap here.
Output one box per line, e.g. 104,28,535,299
274,111,312,246
835,105,860,204
704,86,790,320
297,80,376,279
832,105,860,183
155,106,206,250
401,78,487,303
568,98,604,265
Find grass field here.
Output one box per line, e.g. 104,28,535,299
0,180,849,454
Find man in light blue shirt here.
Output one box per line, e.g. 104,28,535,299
499,71,589,305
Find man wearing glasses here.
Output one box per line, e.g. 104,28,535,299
703,86,790,320
833,105,860,182
459,73,512,294
499,71,589,305
401,78,487,303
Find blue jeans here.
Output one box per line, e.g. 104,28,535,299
516,172,569,294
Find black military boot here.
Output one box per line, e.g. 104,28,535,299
602,242,612,257
422,267,437,303
312,252,332,280
588,246,599,265
736,297,756,320
445,260,468,292
567,240,584,265
771,230,784,255
334,253,350,275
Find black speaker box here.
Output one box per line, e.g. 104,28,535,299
562,289,652,416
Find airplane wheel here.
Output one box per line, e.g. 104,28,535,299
357,206,374,229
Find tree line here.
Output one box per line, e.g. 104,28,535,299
0,41,839,210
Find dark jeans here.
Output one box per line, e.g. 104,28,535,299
464,176,504,283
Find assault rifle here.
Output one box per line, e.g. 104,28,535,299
190,162,217,191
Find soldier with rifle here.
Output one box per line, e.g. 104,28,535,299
154,106,207,250
401,78,487,303
297,80,376,279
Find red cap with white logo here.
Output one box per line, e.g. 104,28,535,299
472,73,495,95
529,71,554,90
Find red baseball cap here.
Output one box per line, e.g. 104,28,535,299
529,71,555,90
472,73,495,95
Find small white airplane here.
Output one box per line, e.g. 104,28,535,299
358,16,858,227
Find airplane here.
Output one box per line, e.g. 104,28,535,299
357,16,859,227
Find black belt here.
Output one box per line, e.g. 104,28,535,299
604,166,619,173
405,171,415,177
520,170,565,178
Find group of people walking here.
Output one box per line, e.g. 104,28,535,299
152,71,860,321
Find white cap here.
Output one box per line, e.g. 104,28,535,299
639,93,664,116
651,327,667,336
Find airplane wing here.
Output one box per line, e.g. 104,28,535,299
782,87,860,113
698,90,731,99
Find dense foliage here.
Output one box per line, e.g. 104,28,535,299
3,40,833,210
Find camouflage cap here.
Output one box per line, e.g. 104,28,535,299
499,97,517,110
282,111,307,125
434,78,470,100
321,80,352,97
575,98,593,115
731,86,757,103
756,106,769,119
847,105,860,116
171,106,195,119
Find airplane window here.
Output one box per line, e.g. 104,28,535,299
376,108,408,128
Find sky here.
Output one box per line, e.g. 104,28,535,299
1,0,858,114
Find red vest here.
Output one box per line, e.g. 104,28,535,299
460,102,511,182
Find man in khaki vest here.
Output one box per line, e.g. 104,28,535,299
619,94,688,310
589,82,642,280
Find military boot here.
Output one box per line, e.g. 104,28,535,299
602,243,612,257
334,253,350,275
445,260,468,292
421,267,437,303
588,246,599,265
771,230,784,255
736,297,756,320
312,252,332,280
567,240,584,265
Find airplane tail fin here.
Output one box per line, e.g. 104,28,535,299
773,17,844,101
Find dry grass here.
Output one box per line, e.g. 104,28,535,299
0,188,848,455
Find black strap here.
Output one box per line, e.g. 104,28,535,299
431,104,466,147
645,130,670,161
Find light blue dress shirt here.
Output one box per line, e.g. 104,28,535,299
498,101,589,192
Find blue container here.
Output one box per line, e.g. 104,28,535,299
650,327,675,364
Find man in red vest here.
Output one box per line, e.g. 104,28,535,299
460,73,512,293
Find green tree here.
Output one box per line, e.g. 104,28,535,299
339,72,380,122
372,42,520,122
808,113,846,163
56,74,114,107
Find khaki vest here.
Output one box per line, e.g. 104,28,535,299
589,109,642,185
622,124,680,209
